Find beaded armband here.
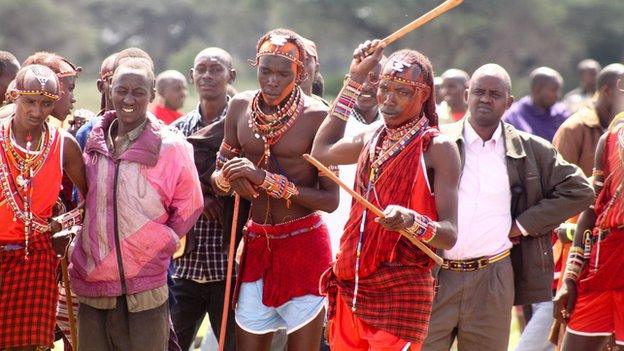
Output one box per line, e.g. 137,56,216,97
216,141,242,171
260,171,299,206
592,168,605,189
563,246,585,282
51,207,83,231
329,78,363,122
319,165,340,178
405,211,437,243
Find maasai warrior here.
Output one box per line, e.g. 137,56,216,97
555,112,624,350
69,58,203,350
210,28,336,350
150,70,188,125
311,40,460,350
551,63,624,289
0,51,20,106
170,47,239,351
0,64,86,350
23,52,80,123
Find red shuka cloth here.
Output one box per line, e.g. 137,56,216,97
238,212,332,307
322,125,439,343
578,128,624,291
0,122,63,243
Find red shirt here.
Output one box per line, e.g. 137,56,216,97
151,104,182,125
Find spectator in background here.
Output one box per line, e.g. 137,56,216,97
151,69,188,125
169,47,237,351
0,51,20,105
504,66,570,142
434,75,444,105
562,59,601,114
438,69,469,124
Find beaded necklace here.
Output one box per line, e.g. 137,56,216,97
248,86,304,167
0,118,54,257
367,115,429,182
351,115,429,311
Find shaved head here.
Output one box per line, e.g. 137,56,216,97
100,53,118,79
112,58,155,89
578,59,601,72
156,70,186,95
194,47,233,70
530,66,563,90
597,63,624,90
442,68,469,83
470,64,512,93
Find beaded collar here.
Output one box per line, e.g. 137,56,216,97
249,86,304,166
366,115,429,182
0,118,55,256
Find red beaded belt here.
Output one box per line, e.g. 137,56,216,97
441,250,510,272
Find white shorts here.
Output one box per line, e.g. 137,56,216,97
235,279,326,334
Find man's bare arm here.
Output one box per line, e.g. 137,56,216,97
209,94,258,199
311,40,386,166
62,133,87,198
424,135,460,249
375,135,460,250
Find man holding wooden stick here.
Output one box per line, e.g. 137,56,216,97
311,39,460,350
210,28,337,351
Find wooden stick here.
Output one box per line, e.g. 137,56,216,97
381,0,464,46
60,257,78,350
304,154,443,265
219,194,240,351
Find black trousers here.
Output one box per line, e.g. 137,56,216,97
170,278,235,351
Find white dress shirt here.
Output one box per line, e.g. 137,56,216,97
444,122,514,260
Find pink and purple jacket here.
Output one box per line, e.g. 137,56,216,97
69,111,203,297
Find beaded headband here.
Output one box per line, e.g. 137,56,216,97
10,65,61,101
100,71,114,80
255,34,304,68
11,89,60,101
57,58,82,78
379,74,429,90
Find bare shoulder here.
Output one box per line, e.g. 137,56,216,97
229,90,254,110
302,94,329,125
428,133,458,154
426,133,460,167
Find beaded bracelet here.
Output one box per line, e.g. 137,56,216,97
214,171,231,193
51,207,83,231
260,171,299,206
405,211,437,243
329,78,363,122
563,246,585,282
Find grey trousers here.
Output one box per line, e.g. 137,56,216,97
423,257,514,351
77,297,170,351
